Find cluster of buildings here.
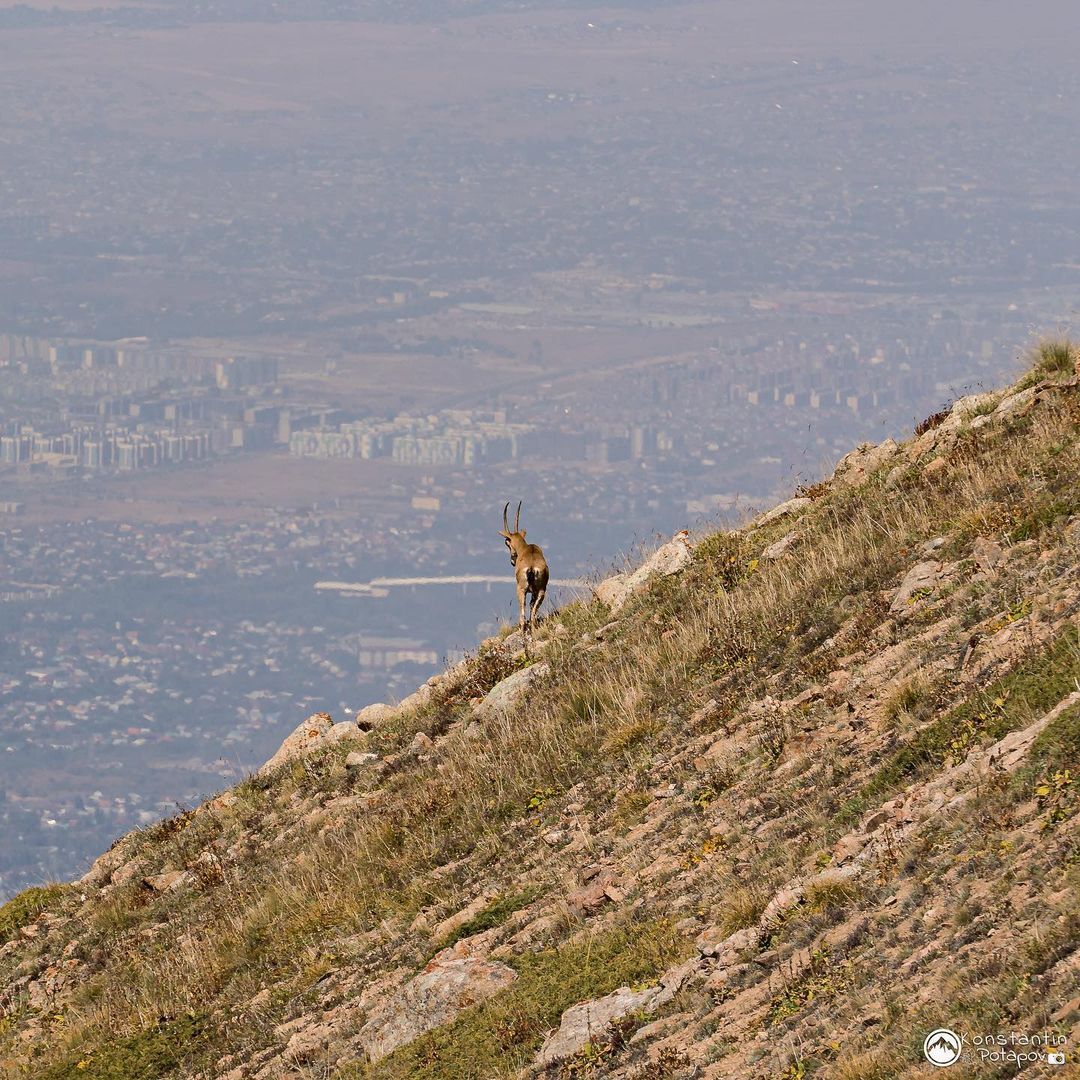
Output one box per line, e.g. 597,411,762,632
1,427,213,471
0,334,287,477
290,409,531,467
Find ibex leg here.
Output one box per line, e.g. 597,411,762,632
529,588,546,629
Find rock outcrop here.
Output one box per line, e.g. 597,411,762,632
257,711,364,775
357,957,518,1063
593,530,693,613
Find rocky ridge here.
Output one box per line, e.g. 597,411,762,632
1,356,1079,1079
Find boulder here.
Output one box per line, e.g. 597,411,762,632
695,924,757,965
79,844,134,888
535,985,660,1067
257,713,363,776
889,561,942,615
474,663,550,719
594,532,693,614
994,385,1039,420
833,439,899,487
921,457,948,481
761,531,800,561
142,869,190,893
432,891,499,943
753,497,812,529
594,573,631,611
394,684,435,713
358,957,517,1063
355,703,397,730
567,868,620,917
534,961,694,1067
946,391,999,425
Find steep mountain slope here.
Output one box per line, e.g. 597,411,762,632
2,345,1079,1079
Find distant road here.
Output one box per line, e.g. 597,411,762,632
315,575,589,596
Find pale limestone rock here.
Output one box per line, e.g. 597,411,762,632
889,561,942,615
754,496,812,529
394,684,435,713
358,957,517,1063
109,858,147,888
833,439,899,487
922,457,948,480
431,891,499,943
593,573,630,610
760,884,804,929
567,868,619,917
994,385,1039,420
355,702,397,729
474,663,549,719
142,869,190,893
257,712,363,776
947,391,999,424
761,531,800,560
594,531,693,613
79,843,135,888
535,961,694,1068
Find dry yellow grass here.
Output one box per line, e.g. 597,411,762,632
3,350,1079,1078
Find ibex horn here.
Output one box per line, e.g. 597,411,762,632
515,501,522,532
502,502,510,534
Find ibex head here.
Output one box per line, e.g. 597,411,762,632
499,501,526,565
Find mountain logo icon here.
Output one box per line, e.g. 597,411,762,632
924,1028,963,1067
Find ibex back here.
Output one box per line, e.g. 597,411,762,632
499,501,549,633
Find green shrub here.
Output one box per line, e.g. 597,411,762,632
1032,338,1077,377
0,883,67,946
438,887,543,951
36,1014,209,1080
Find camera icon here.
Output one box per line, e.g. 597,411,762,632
1047,1052,1066,1066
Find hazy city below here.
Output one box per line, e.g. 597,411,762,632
1,0,1078,897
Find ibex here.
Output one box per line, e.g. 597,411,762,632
499,501,549,634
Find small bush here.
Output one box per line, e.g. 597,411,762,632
714,884,769,936
693,531,755,591
36,1014,209,1080
438,887,543,951
0,883,66,946
883,671,938,727
802,874,859,915
1031,338,1077,378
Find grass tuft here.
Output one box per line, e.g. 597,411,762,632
0,883,67,946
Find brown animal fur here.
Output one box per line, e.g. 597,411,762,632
499,501,550,633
